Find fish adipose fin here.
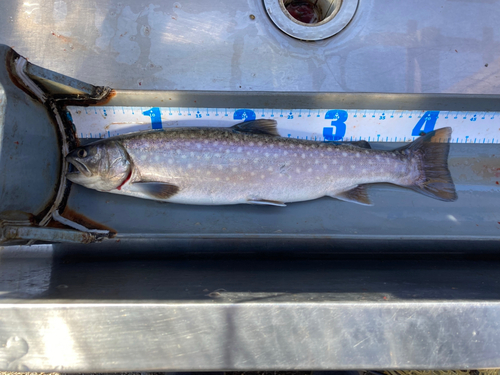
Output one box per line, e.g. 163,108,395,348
348,140,371,149
231,120,280,137
334,185,372,206
398,127,457,202
247,198,286,207
130,182,180,200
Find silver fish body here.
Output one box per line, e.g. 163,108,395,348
66,120,457,206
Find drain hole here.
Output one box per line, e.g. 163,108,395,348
283,0,340,25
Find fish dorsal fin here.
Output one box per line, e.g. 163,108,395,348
334,185,372,206
231,120,280,137
130,181,179,200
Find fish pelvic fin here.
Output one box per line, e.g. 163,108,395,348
397,127,457,202
333,185,372,206
231,119,280,137
247,198,286,207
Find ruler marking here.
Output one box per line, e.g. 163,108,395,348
67,106,500,144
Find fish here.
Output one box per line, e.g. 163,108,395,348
66,120,457,206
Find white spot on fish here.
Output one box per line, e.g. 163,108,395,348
216,177,220,181
168,159,174,164
320,153,324,157
332,159,338,165
207,171,212,175
204,140,209,144
350,165,355,170
188,164,193,169
315,160,319,164
265,153,270,157
339,166,344,171
232,167,238,172
268,167,273,172
284,151,288,156
140,154,148,161
237,147,242,153
226,150,230,154
356,152,360,158
181,155,187,159
301,154,306,159
323,165,327,169
362,169,367,173
251,172,255,176
307,168,312,172
368,160,373,165
196,144,201,149
249,142,254,146
274,154,279,158
190,152,194,157
342,152,347,157
261,174,265,179
258,141,263,146
226,177,230,181
296,168,301,173
243,159,248,164
376,155,381,160
217,165,223,170
196,156,201,160
215,153,221,158
290,144,295,149
299,145,303,149
365,150,370,154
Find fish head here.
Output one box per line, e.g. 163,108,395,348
66,141,131,191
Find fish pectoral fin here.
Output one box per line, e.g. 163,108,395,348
130,181,180,200
333,185,373,206
247,198,286,207
231,119,280,137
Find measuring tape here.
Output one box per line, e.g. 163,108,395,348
67,106,500,144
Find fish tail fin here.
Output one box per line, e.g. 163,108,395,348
397,127,457,202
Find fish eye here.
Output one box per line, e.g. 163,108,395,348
77,149,87,158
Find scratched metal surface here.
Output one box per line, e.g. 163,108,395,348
2,245,500,371
0,0,499,93
0,48,60,221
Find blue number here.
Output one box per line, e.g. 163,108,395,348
323,109,348,141
379,113,386,120
411,111,439,136
233,109,256,122
142,107,163,129
470,115,477,122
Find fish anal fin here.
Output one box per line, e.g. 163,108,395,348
333,185,372,206
247,198,286,207
130,181,179,200
231,119,279,137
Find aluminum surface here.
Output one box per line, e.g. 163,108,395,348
0,0,499,93
2,245,500,371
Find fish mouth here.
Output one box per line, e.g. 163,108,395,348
66,157,91,178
